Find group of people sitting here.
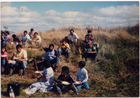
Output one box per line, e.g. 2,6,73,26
1,28,41,47
23,60,89,95
1,28,98,95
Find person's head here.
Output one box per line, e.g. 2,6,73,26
88,40,93,47
88,30,92,36
5,31,9,36
16,44,22,53
78,61,86,68
34,32,38,38
24,30,27,35
70,29,74,35
12,34,16,39
62,40,66,45
1,46,6,53
61,66,69,76
44,59,51,69
1,32,5,36
49,44,54,51
30,28,34,33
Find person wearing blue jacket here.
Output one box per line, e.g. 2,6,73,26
42,44,59,72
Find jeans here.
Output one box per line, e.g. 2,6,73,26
8,61,28,69
49,57,59,67
55,82,79,95
8,61,28,75
1,59,7,66
58,48,70,59
76,81,90,89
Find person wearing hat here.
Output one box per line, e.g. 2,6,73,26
65,29,78,44
29,28,34,39
54,66,79,95
30,32,41,45
85,30,94,43
82,40,97,63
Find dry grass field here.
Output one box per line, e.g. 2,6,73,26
1,24,139,97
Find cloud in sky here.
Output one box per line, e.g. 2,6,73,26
1,4,139,33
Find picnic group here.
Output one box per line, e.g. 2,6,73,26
1,28,98,96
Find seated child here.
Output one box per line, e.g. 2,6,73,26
55,66,79,95
1,46,8,73
75,61,90,89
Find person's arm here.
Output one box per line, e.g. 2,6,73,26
42,47,49,53
16,50,27,61
39,73,49,81
65,44,70,50
52,50,57,58
85,35,88,43
76,70,79,81
91,46,97,53
75,33,79,40
5,52,9,61
11,52,16,60
69,74,75,83
58,43,63,48
81,70,88,83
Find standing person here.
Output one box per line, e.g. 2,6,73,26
5,31,11,42
54,66,79,95
58,40,70,59
30,32,41,45
11,34,21,45
65,29,78,44
21,30,30,45
85,30,94,43
23,60,54,95
82,40,97,63
75,61,90,90
1,31,7,46
1,46,8,73
29,28,34,39
42,44,59,72
7,44,28,77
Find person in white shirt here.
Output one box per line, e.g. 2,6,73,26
23,60,54,95
30,32,41,46
21,30,30,45
75,61,90,89
66,29,78,44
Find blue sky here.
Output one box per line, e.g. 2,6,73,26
1,1,139,33
11,1,139,14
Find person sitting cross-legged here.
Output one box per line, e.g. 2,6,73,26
54,66,79,95
30,32,41,46
82,40,97,63
42,44,59,72
23,60,54,95
58,40,70,59
75,61,90,90
6,44,28,77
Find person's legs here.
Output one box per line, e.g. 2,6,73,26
70,84,79,94
76,84,82,89
90,53,97,63
22,61,28,77
66,49,70,59
1,59,6,73
7,61,16,76
50,57,59,71
82,82,90,89
55,82,62,95
58,48,62,57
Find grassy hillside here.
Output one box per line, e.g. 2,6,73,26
1,24,139,97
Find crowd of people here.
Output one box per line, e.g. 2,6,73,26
1,28,98,96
